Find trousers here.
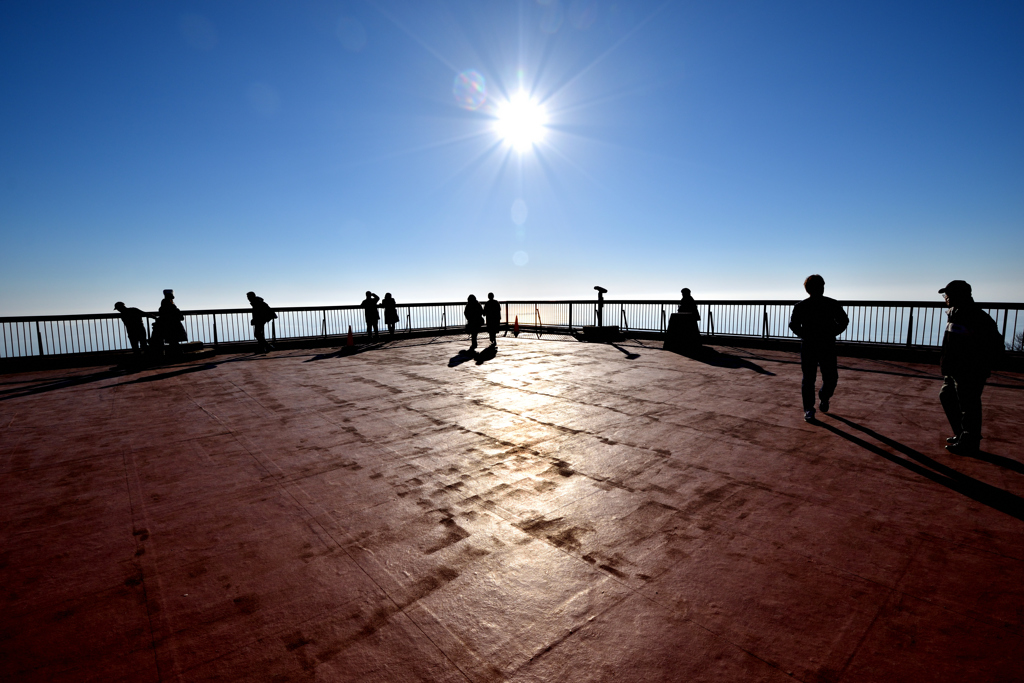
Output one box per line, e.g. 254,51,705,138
801,343,838,411
939,375,986,441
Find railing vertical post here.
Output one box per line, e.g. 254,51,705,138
708,308,715,336
442,309,446,331
568,302,572,331
660,306,665,332
322,310,327,340
762,305,769,339
35,321,45,356
905,309,914,347
272,319,276,343
213,316,219,351
1002,309,1009,344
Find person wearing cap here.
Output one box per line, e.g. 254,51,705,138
789,274,849,422
938,280,1001,454
113,302,151,354
246,291,277,353
360,291,381,339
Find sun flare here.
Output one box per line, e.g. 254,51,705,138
494,91,547,152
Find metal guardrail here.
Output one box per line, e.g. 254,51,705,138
2,300,1023,359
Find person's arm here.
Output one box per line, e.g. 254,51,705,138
834,303,850,336
789,305,803,337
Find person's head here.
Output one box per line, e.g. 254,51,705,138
939,280,972,306
803,275,825,297
487,292,494,300
163,289,174,300
467,294,477,303
246,291,256,302
114,302,125,312
365,290,372,298
385,292,392,299
681,288,691,298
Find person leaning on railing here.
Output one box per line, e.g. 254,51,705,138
361,291,381,339
381,293,399,336
938,280,1003,454
114,301,153,354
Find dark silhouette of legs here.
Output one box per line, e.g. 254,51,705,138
940,375,985,444
800,343,837,413
253,321,271,353
819,350,838,407
800,350,819,412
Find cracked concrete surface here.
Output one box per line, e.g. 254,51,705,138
1,336,1023,682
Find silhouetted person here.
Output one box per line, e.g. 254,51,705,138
361,291,380,339
114,302,151,354
484,293,501,346
938,280,1001,454
789,275,849,422
247,291,277,353
153,289,187,356
676,288,702,352
381,293,399,336
465,294,483,349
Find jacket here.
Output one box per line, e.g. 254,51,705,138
250,297,277,325
940,303,1001,378
789,296,849,345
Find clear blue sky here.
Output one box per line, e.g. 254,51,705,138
1,1,1022,314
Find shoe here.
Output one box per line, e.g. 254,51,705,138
945,434,961,445
946,433,980,454
819,398,830,413
804,409,816,422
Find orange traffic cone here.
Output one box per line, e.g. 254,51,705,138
513,316,519,337
346,325,354,346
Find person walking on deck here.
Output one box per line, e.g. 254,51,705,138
483,293,501,346
247,291,277,353
789,275,849,422
361,291,380,339
938,280,1001,454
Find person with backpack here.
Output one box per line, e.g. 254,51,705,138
247,291,278,353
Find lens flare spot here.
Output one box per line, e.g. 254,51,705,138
511,199,528,225
540,2,564,34
569,0,600,30
495,92,547,152
513,251,529,266
337,17,368,52
454,70,487,111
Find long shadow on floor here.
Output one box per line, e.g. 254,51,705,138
816,414,1024,521
0,368,125,401
108,363,219,387
610,343,640,360
672,346,775,375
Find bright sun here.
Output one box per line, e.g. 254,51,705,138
495,91,547,152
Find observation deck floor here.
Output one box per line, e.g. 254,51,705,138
2,336,1023,682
